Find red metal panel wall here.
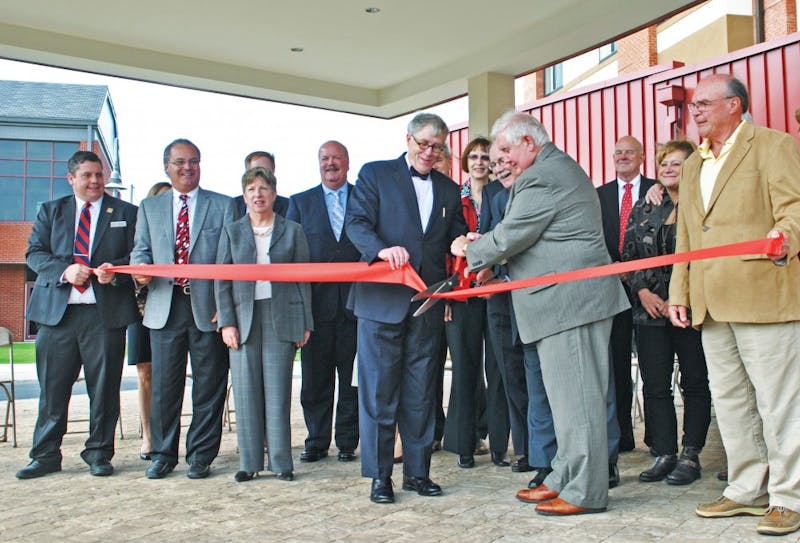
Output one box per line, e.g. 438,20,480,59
447,32,800,186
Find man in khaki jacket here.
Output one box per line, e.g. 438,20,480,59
669,74,800,536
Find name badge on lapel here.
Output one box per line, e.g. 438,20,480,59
110,221,127,228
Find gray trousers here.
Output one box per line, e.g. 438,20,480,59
230,299,296,474
537,317,612,509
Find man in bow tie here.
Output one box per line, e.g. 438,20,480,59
345,113,467,504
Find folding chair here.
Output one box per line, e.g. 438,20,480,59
0,327,17,447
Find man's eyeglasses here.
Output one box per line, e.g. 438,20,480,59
687,96,734,112
468,153,490,162
411,136,445,154
168,159,200,167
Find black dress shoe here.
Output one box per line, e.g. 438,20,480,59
187,461,211,479
16,459,61,480
528,467,553,488
511,455,535,473
608,464,620,489
370,477,394,504
666,447,701,485
402,476,443,496
457,455,475,468
146,460,174,479
338,450,357,462
717,467,728,481
299,448,328,462
639,454,678,482
139,452,152,461
234,471,256,482
276,471,294,481
432,440,442,452
90,459,114,477
491,451,510,467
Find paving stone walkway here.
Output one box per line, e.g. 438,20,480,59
1,363,795,542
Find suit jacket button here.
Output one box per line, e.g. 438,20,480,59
702,225,710,232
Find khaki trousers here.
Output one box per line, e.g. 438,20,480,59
702,319,800,511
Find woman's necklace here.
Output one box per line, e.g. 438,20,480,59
252,223,274,237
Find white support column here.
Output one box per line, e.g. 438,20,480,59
468,72,514,139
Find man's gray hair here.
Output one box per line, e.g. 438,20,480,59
726,76,749,114
491,111,550,146
407,112,449,138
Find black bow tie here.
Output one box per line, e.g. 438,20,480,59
410,166,430,180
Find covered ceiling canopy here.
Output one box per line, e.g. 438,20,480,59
0,0,698,118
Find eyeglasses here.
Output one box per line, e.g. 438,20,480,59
614,149,640,157
468,153,490,162
489,158,506,170
687,96,734,112
411,136,445,155
168,159,200,167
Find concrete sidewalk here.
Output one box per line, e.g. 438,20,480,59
1,362,792,542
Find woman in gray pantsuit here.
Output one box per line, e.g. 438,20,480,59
216,167,313,482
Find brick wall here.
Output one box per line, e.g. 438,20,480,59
0,265,28,340
617,26,658,73
764,0,798,40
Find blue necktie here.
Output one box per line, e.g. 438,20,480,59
329,191,344,241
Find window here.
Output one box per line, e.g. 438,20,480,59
599,42,618,61
0,139,79,221
544,64,563,95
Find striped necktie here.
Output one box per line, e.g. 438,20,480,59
73,201,91,293
329,190,344,241
175,194,190,287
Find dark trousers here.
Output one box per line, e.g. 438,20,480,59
444,299,509,455
31,305,125,464
433,329,447,442
637,323,711,455
610,308,635,449
357,312,442,478
300,308,358,452
149,290,229,466
486,293,528,456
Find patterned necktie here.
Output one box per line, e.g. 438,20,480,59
618,182,633,255
175,194,190,287
329,191,344,241
73,201,92,293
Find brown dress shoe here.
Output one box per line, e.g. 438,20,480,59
516,484,559,503
536,497,607,516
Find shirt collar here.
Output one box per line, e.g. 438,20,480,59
321,183,347,198
173,186,199,203
698,121,745,161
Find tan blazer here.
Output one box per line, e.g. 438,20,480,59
669,122,800,326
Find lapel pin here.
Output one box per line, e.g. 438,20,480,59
106,207,113,214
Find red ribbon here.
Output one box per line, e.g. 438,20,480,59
106,262,427,292
435,236,784,301
103,236,783,302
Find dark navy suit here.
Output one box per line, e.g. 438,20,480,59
345,155,466,478
287,183,360,454
26,194,138,465
597,176,657,451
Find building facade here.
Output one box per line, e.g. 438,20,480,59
0,80,120,340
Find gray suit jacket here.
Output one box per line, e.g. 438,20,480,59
215,214,313,344
130,187,233,332
26,194,138,328
467,142,630,344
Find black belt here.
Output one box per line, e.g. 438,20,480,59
174,284,191,295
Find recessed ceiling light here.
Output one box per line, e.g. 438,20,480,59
365,7,380,14
290,47,304,53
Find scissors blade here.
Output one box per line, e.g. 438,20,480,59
410,279,447,302
412,272,459,317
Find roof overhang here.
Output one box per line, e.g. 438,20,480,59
0,0,699,118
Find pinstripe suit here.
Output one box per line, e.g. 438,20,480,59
215,214,313,473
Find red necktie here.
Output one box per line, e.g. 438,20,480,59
175,194,190,287
73,201,91,293
618,183,633,255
